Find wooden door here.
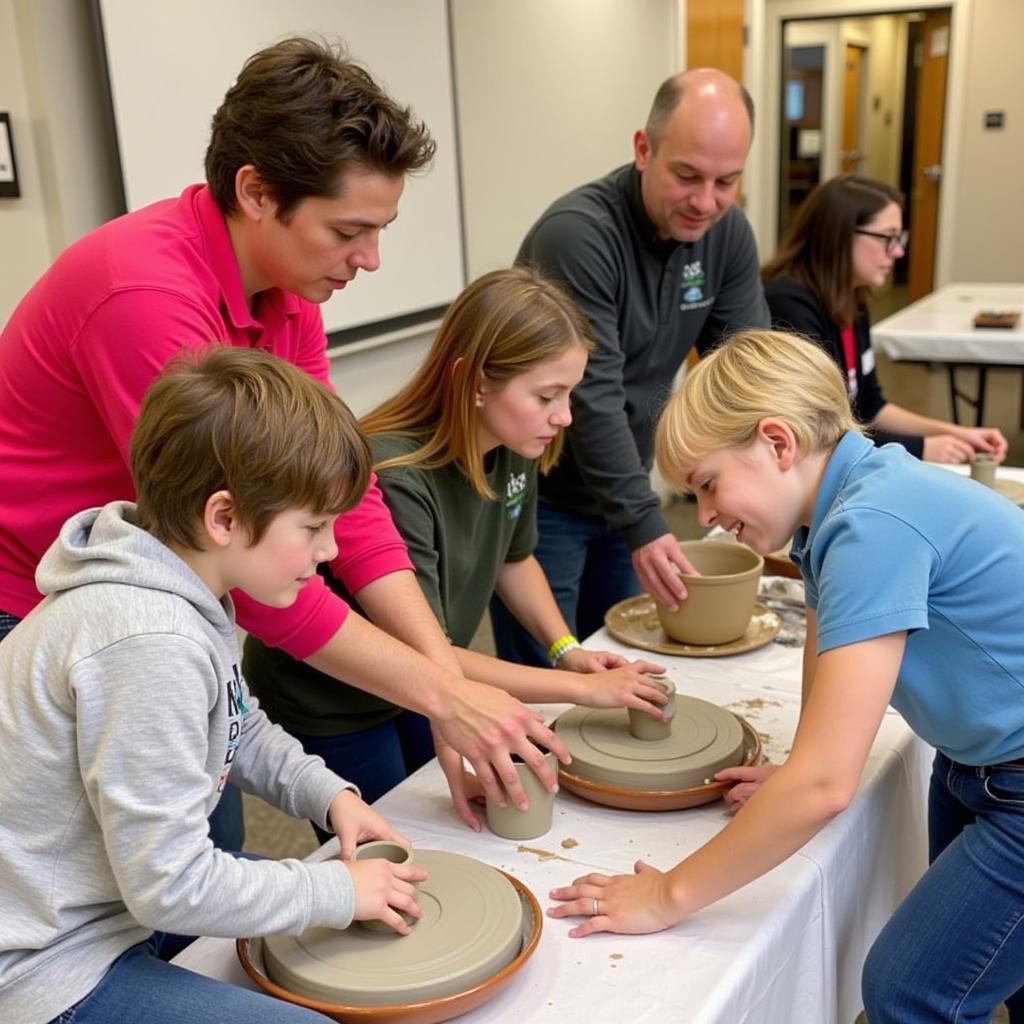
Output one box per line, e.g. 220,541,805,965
685,0,745,369
686,0,744,80
840,44,865,173
909,9,951,301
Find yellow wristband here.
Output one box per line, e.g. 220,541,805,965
547,633,580,667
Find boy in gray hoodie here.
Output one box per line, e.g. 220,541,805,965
0,347,426,1023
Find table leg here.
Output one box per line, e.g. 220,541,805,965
946,365,988,427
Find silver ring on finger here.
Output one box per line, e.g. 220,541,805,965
592,897,600,916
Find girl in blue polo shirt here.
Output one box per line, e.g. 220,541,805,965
548,329,1024,1024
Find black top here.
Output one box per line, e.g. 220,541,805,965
764,276,924,458
517,164,770,549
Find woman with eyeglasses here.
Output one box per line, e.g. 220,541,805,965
762,174,1007,464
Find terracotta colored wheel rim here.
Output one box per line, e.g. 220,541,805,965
557,714,762,811
236,871,542,1024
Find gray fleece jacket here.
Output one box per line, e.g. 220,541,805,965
0,502,357,1023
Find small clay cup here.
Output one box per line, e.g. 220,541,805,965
628,676,676,741
485,749,557,840
352,840,417,932
656,540,763,645
970,454,997,489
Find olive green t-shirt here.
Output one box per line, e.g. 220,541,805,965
243,436,538,735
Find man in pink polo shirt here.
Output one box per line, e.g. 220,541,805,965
0,37,565,839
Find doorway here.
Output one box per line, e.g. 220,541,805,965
775,8,952,307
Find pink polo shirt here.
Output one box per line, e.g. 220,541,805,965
0,184,412,658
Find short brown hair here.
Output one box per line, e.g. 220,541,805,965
762,174,903,327
205,36,436,218
131,347,372,549
361,267,594,499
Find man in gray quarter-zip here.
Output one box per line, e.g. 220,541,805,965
492,69,769,667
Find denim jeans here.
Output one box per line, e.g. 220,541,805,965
48,940,330,1023
489,501,641,667
862,751,1024,1023
292,710,435,843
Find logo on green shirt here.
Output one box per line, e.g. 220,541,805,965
505,472,527,520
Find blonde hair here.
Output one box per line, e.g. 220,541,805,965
132,346,371,548
655,329,861,491
360,267,593,499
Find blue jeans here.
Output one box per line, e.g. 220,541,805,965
2,607,247,853
490,501,641,666
293,710,435,843
48,940,330,1023
862,751,1024,1023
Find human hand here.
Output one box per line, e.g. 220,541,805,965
569,665,673,717
347,855,427,935
632,533,698,610
433,732,483,832
714,763,778,814
922,433,978,463
956,426,1009,463
548,861,682,937
558,646,626,672
328,789,411,861
433,677,570,812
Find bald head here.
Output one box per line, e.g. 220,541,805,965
633,68,753,243
646,69,754,152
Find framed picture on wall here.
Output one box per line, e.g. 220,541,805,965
0,113,20,198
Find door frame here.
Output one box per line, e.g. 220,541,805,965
745,0,971,289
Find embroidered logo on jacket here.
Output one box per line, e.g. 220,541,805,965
679,259,714,311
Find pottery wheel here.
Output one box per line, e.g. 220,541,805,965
554,696,744,790
262,850,522,1006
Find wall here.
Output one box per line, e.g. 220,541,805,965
0,1,60,319
950,0,1024,281
450,0,680,277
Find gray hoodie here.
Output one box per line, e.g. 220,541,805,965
0,502,357,1023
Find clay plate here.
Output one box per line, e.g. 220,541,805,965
557,714,762,811
237,868,541,1024
605,596,780,657
995,477,1024,507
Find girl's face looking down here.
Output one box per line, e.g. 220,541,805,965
475,343,588,459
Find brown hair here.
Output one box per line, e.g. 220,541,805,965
361,267,594,499
762,174,903,327
205,36,436,219
655,329,861,492
131,347,371,549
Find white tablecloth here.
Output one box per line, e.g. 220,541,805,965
873,282,1024,364
173,627,932,1024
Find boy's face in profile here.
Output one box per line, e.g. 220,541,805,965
686,440,804,556
226,508,339,608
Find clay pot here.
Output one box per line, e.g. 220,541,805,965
352,841,418,932
970,454,997,489
656,540,763,645
485,749,557,840
628,676,676,741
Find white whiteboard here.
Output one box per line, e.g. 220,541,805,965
96,0,464,333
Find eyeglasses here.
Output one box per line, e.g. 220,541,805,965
854,228,909,254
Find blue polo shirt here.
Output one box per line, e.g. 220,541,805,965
790,432,1024,765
